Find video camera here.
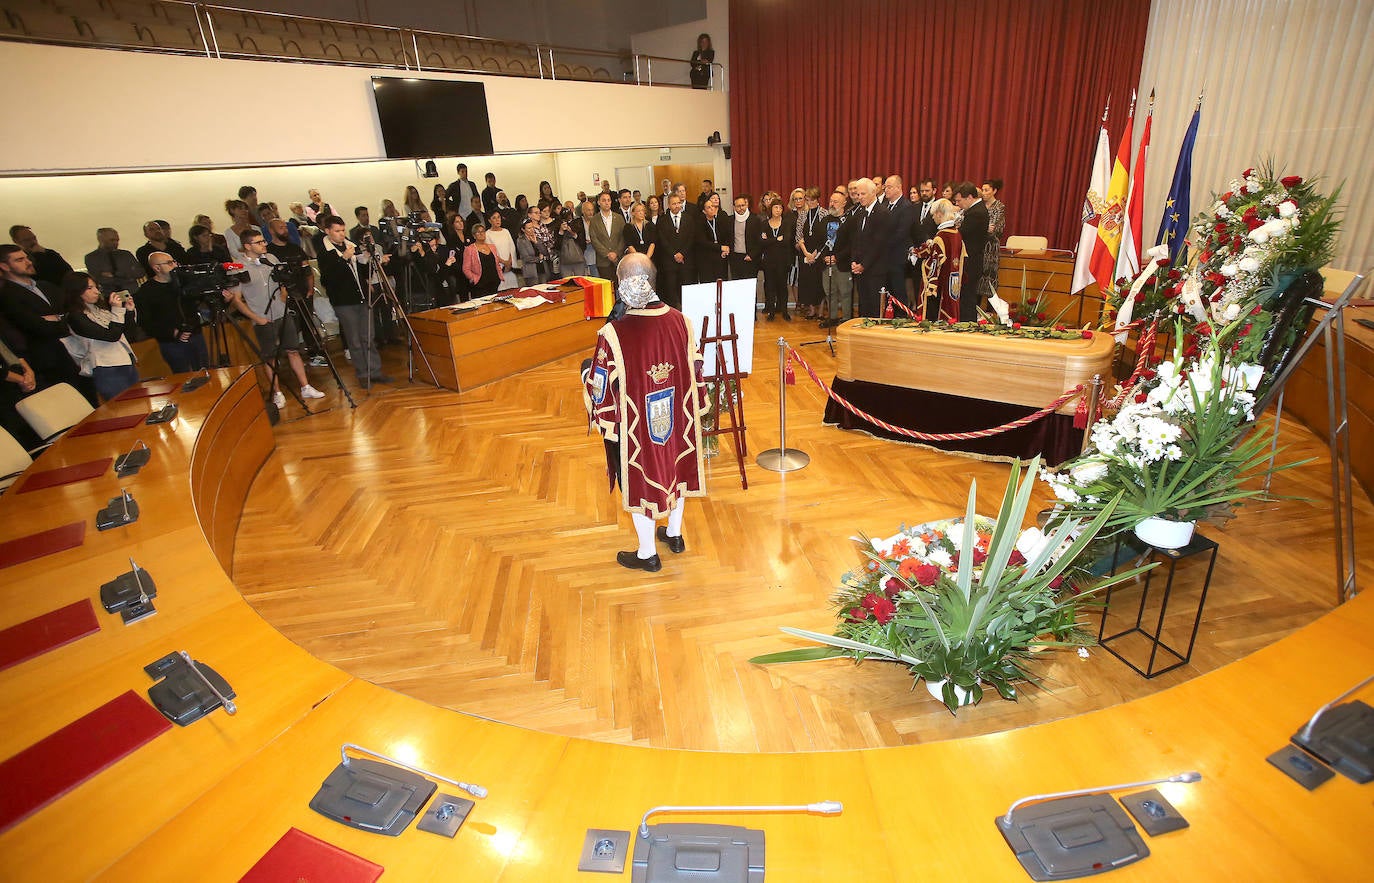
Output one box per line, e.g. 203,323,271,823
172,261,248,330
269,258,312,297
378,211,444,251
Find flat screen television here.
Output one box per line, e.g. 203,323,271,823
371,77,494,158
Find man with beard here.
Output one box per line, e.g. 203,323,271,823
135,220,188,276
9,226,73,286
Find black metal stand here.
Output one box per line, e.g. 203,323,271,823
1098,531,1219,678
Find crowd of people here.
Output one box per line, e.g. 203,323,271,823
1,164,1008,447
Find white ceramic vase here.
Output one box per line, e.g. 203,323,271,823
1133,516,1196,550
925,678,977,708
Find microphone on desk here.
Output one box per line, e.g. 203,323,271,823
638,800,842,838
1297,672,1374,741
1000,771,1201,825
340,743,487,798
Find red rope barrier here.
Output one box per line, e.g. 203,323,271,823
786,346,1085,442
1107,319,1159,410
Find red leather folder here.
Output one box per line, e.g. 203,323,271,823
0,522,86,570
0,599,100,672
239,827,385,882
0,691,172,832
16,458,113,493
66,413,146,437
114,383,177,400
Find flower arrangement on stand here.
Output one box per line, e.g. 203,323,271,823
750,457,1150,713
1061,163,1340,546
1041,324,1306,547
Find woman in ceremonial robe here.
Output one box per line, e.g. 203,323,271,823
916,198,963,322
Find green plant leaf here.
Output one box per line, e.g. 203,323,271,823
749,647,849,665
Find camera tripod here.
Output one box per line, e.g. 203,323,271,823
202,289,331,422
284,286,356,409
361,240,442,391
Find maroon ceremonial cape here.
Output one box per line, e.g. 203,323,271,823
918,227,964,322
583,304,706,517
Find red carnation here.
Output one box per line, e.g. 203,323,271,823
1142,368,1158,380
1221,191,1234,202
1081,330,1093,339
1281,175,1303,188
1243,205,1259,219
972,547,988,566
871,596,896,624
846,606,869,622
1167,269,1182,281
912,563,941,588
1009,550,1027,566
1133,292,1146,303
884,576,904,598
1037,312,1047,320
1134,392,1149,403
1230,235,1243,250
1049,575,1064,590
1213,221,1227,233
1242,167,1254,178
1012,322,1022,330
1251,304,1263,316
1055,324,1066,331
978,318,988,325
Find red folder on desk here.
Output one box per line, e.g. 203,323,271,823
0,599,100,672
0,521,86,570
0,691,171,832
115,383,177,400
67,413,146,436
240,828,384,882
16,458,113,493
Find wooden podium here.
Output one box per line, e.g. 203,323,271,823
407,298,597,391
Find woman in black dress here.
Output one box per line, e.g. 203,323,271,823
689,33,714,89
760,202,792,321
797,188,828,320
622,202,656,264
430,184,447,222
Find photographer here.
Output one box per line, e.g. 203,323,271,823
133,252,210,373
416,213,468,307
61,272,140,402
224,230,326,407
317,216,390,387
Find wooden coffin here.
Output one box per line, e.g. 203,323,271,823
835,320,1114,414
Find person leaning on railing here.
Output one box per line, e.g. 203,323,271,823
689,33,714,89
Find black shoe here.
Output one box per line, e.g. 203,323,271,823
656,527,686,554
766,313,776,321
781,312,792,321
617,550,662,572
370,374,396,383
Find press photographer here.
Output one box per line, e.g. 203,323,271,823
133,252,210,373
224,230,326,407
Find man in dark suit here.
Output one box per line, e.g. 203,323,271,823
692,199,729,285
880,175,916,306
446,163,479,217
0,244,83,397
911,178,939,247
727,194,763,282
9,226,73,287
848,178,894,318
954,181,989,322
654,194,694,309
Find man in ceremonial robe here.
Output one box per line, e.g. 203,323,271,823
582,254,706,572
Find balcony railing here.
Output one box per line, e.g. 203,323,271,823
1,0,724,89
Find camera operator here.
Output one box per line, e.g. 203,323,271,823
223,230,326,407
414,214,467,307
317,216,391,387
133,252,210,373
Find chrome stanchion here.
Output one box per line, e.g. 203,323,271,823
756,337,810,473
1080,373,1103,454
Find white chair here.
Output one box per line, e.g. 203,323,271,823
15,383,94,443
0,427,32,493
1320,266,1362,300
1005,235,1049,251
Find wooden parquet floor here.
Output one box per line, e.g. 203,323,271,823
232,322,1374,752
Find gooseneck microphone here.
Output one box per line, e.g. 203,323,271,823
1001,772,1201,824
340,743,487,799
1299,672,1374,740
638,800,843,838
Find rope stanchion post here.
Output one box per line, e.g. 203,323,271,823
756,337,810,473
1081,373,1103,454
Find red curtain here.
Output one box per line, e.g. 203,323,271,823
727,0,1152,250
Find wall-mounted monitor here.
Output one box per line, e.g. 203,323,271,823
371,77,494,159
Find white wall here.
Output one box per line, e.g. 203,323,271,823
0,42,729,174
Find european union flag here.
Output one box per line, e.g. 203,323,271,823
1155,105,1200,263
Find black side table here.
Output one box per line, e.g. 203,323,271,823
1098,531,1220,678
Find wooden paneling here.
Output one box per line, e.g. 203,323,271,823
1283,310,1374,497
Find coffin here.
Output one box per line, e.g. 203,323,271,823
835,321,1114,414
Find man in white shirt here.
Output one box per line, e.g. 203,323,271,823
589,191,625,280
225,229,326,408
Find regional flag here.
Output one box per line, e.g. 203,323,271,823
1088,97,1134,291
1154,103,1201,263
1115,94,1152,279
1070,113,1112,295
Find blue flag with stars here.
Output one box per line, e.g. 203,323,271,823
1155,106,1200,263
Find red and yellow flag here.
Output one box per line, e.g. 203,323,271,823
1088,93,1135,291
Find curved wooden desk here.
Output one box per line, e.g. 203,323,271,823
0,371,1370,881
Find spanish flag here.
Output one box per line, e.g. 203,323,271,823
1088,91,1135,292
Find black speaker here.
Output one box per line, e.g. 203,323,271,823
722,144,731,160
